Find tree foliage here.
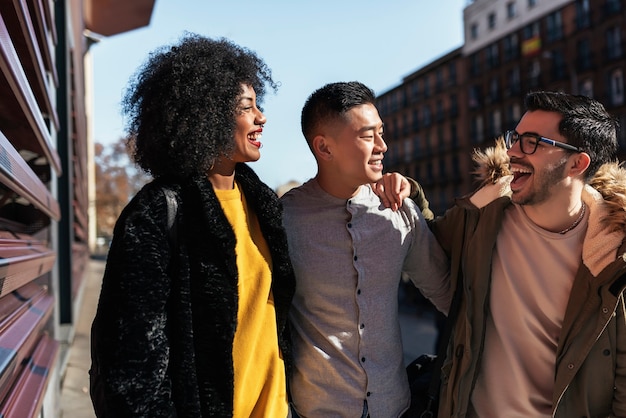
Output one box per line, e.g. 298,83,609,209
95,137,151,239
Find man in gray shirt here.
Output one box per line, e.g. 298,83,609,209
281,81,451,418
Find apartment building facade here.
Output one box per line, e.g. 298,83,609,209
378,48,471,214
378,0,626,215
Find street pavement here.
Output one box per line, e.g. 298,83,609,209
60,258,439,417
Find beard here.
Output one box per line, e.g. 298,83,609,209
511,155,570,206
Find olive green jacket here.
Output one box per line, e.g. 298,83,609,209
428,149,626,417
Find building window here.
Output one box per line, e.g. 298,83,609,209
423,106,432,127
528,60,541,88
471,23,479,39
423,77,431,98
412,109,420,132
436,69,444,92
507,2,516,19
506,66,521,96
486,43,499,68
503,33,519,62
390,93,398,112
451,123,458,147
411,80,420,101
546,11,563,42
436,100,444,122
469,84,482,109
402,138,411,163
492,109,502,138
488,13,496,30
605,0,622,15
412,136,421,158
606,26,623,60
577,38,592,71
550,49,566,81
426,161,434,184
470,52,480,76
528,0,536,7
387,141,397,165
470,116,484,144
450,94,458,118
489,78,500,102
610,68,624,106
579,78,593,98
488,111,497,138
437,127,445,151
438,158,447,181
506,104,516,128
523,22,540,40
390,118,398,138
402,113,409,136
448,62,457,86
452,154,461,180
575,0,591,29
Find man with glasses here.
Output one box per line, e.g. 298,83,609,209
425,91,626,417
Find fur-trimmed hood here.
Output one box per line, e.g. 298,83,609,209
469,137,626,276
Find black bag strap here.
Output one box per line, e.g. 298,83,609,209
163,187,179,241
162,186,180,257
162,187,180,277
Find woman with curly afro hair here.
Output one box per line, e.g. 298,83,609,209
90,33,296,417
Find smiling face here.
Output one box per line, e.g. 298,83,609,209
230,84,267,164
507,110,574,206
315,103,387,198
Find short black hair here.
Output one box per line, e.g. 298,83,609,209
524,91,618,180
300,81,376,149
123,33,277,179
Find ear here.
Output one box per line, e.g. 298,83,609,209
312,135,333,161
569,152,591,178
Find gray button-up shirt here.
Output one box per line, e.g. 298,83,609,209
282,179,450,418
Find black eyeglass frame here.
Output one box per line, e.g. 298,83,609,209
504,130,583,155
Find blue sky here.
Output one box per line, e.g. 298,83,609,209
91,0,466,190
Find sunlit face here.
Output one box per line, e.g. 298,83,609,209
325,103,387,190
230,84,267,163
507,110,572,206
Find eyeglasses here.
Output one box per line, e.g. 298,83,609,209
504,130,583,155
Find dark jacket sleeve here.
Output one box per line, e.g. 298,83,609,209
407,176,435,221
90,186,177,417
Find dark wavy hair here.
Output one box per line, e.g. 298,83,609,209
525,91,619,181
123,33,278,179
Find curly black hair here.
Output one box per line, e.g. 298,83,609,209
123,33,278,179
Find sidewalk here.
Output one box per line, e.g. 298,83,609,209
60,258,104,417
59,258,439,417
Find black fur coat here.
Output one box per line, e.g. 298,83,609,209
90,163,295,417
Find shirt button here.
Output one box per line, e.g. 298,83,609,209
354,255,358,261
361,357,366,363
366,392,371,397
347,223,352,228
357,289,361,295
360,323,365,329
568,363,575,369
